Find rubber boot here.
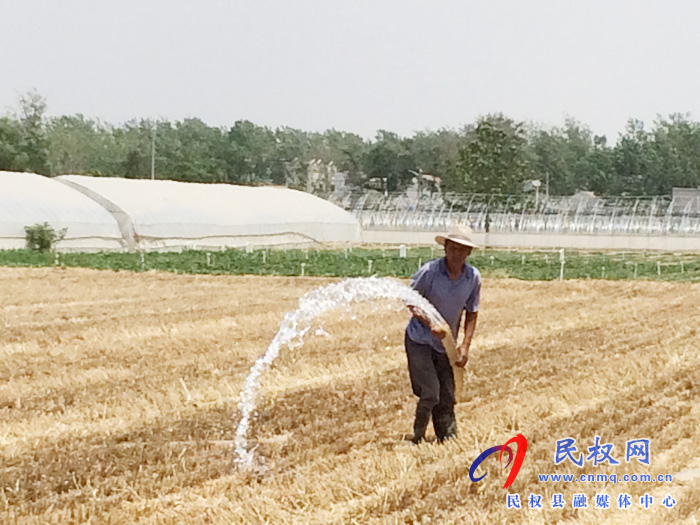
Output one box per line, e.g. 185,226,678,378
410,406,432,444
433,413,457,443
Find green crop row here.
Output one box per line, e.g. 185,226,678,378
2,247,700,282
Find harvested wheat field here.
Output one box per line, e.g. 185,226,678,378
1,266,699,524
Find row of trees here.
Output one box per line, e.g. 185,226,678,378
2,91,700,196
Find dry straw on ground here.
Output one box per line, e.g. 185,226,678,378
1,267,699,524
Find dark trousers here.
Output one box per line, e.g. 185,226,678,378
405,333,457,441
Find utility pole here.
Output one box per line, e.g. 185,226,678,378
150,124,156,180
532,179,542,208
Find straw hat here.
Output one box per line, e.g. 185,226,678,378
435,224,478,248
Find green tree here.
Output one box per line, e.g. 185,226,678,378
0,117,28,171
363,130,414,192
18,90,49,174
612,119,653,195
225,120,277,184
270,127,310,187
586,135,615,196
322,129,368,188
527,119,614,196
408,128,464,192
154,119,228,182
114,120,155,179
453,114,530,194
562,119,596,192
46,114,108,175
648,114,700,193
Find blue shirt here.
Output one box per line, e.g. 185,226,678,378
406,257,481,353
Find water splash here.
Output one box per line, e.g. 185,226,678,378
234,276,453,468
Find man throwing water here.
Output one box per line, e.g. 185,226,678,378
405,224,481,444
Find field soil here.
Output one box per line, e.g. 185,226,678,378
1,267,699,524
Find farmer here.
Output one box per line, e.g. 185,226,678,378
405,224,481,443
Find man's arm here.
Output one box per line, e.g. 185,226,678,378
457,274,481,367
407,261,447,338
456,311,477,367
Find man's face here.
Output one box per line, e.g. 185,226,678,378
444,240,472,265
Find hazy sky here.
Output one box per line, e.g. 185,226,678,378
2,0,700,141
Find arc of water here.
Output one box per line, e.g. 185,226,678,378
233,277,461,468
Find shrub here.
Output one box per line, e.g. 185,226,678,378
24,222,67,251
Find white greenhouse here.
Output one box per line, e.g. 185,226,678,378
0,171,124,250
0,171,361,251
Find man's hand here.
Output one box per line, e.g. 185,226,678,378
408,306,447,340
408,305,429,324
456,344,469,367
430,324,448,340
